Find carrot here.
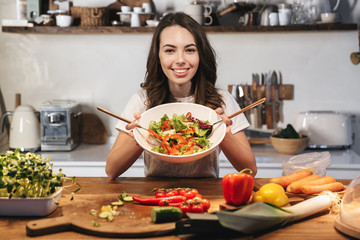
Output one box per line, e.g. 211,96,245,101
300,176,336,187
286,175,321,193
301,182,344,194
270,169,313,188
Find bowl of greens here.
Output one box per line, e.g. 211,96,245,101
270,124,309,155
133,103,226,163
0,149,79,216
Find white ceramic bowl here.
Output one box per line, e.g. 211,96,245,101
321,13,336,23
0,189,62,216
134,103,226,163
56,15,73,27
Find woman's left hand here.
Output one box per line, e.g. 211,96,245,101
215,107,232,134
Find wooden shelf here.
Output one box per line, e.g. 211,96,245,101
2,23,358,34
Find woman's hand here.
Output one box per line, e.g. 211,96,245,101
215,107,232,134
126,112,141,138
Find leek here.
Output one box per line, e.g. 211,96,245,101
188,192,338,234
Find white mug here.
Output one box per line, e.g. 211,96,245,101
133,7,143,13
269,12,279,26
278,8,292,26
184,4,213,25
142,2,152,13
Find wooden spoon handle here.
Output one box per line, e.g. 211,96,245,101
97,106,145,129
228,98,266,119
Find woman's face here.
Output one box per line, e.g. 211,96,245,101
158,25,199,93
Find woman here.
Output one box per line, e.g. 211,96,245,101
106,12,256,179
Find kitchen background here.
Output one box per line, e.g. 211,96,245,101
0,0,360,158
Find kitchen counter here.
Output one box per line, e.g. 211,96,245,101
35,136,360,179
0,177,353,240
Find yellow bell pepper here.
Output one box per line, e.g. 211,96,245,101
253,183,289,207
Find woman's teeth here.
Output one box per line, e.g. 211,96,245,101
173,69,188,73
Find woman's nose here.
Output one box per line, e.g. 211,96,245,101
175,52,185,64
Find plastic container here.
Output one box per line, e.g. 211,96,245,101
335,175,360,238
282,151,331,176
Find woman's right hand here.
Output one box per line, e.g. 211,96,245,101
126,112,141,138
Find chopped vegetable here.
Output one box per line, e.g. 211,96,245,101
0,149,80,199
119,192,133,202
148,113,211,155
270,169,313,188
92,220,101,227
110,200,124,206
253,183,289,207
150,206,183,223
222,168,254,205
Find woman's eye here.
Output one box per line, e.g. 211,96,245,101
186,48,197,53
165,48,175,53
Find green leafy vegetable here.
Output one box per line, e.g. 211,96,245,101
0,149,80,198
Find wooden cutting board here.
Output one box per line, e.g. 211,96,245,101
26,194,175,238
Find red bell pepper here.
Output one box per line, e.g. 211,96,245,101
222,168,254,206
148,129,163,140
161,120,171,131
161,134,188,155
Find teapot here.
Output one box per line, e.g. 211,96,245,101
1,105,40,152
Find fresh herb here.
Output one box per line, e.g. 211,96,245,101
0,149,80,199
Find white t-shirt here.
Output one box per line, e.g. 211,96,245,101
115,88,250,178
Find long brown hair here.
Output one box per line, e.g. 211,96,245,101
141,12,224,110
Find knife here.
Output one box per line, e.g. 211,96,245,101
243,84,251,122
265,71,274,129
252,74,261,128
260,73,267,125
271,71,281,123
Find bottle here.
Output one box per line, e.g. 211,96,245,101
16,0,27,20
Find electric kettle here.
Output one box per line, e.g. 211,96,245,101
0,105,41,152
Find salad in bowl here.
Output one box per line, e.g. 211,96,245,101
134,103,226,163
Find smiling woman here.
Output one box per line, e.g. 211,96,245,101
106,12,257,179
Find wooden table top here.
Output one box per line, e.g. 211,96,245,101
0,177,353,240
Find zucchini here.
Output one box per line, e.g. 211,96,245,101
110,200,124,206
150,206,182,223
120,191,133,202
122,196,133,202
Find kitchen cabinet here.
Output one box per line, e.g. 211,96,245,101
37,137,360,179
1,23,358,34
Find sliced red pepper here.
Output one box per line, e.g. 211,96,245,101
161,134,188,156
148,129,163,140
184,146,193,155
186,112,192,118
158,199,184,207
133,195,186,205
161,120,171,131
222,168,254,206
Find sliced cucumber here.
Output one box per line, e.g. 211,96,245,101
98,211,110,219
110,200,124,206
150,206,182,223
122,196,133,202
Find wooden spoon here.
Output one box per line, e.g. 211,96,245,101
209,98,267,132
97,106,148,131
